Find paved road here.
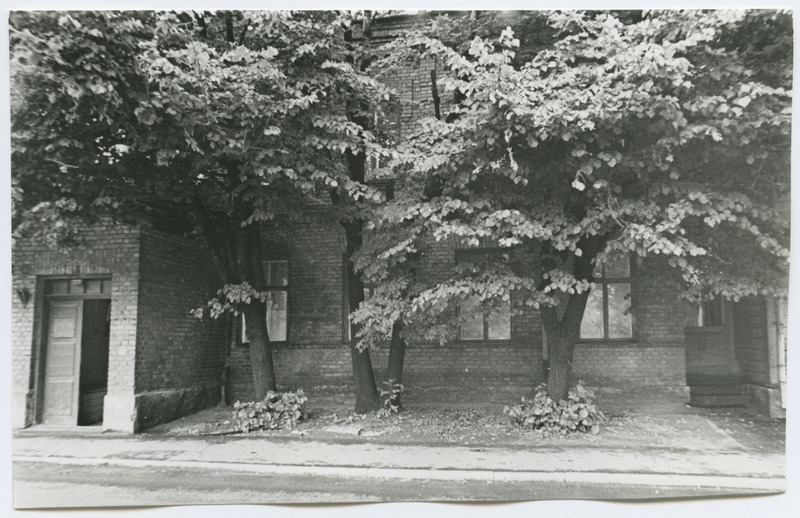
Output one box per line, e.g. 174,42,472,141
13,460,772,507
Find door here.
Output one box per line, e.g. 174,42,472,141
42,300,83,425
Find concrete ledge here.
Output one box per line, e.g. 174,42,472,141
13,390,34,430
134,384,221,432
103,394,137,433
749,385,785,418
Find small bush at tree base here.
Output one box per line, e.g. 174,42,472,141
233,390,308,433
504,382,606,435
377,379,404,418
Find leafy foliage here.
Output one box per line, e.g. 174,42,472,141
504,382,605,435
354,10,791,399
11,10,397,398
10,10,394,284
232,390,308,433
377,379,404,418
191,282,271,320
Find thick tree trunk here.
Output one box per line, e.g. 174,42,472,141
336,149,381,414
540,237,606,401
346,259,381,413
545,331,576,402
243,299,277,399
195,170,279,403
351,344,380,414
385,319,407,409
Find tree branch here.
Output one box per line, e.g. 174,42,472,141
430,70,441,120
225,13,234,44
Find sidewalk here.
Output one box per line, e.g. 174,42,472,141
12,427,786,492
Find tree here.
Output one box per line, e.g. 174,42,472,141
355,10,791,400
11,10,394,402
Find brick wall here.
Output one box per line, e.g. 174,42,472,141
573,345,686,385
227,213,693,402
733,297,770,385
11,221,141,429
230,343,542,402
133,228,226,430
563,259,692,386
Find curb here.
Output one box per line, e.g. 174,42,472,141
13,455,786,493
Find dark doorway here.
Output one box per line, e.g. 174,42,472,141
78,299,110,425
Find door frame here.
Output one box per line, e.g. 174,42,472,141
33,275,112,426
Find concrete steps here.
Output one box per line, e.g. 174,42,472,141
688,379,750,408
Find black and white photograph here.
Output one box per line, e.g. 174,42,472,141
4,3,794,513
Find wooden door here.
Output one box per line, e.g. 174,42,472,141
42,300,83,425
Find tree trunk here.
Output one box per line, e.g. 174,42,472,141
545,330,575,402
195,177,279,404
351,344,380,414
539,237,605,401
337,149,381,414
345,240,381,413
243,299,277,399
385,319,407,409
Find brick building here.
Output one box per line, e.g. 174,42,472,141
10,14,788,432
12,222,225,432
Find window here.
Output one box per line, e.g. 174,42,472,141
456,249,512,341
45,278,112,295
342,256,374,342
241,260,288,343
580,255,633,340
698,298,723,327
460,295,511,341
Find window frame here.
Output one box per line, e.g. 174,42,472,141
697,297,724,328
342,255,375,343
455,248,513,343
458,295,513,342
579,255,635,342
240,259,289,345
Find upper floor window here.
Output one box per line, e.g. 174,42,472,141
580,255,633,340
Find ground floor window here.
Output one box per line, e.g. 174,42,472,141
342,255,374,342
459,296,512,341
580,255,633,340
697,298,724,327
241,260,288,343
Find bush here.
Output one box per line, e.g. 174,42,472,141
504,382,605,435
377,379,404,418
232,390,308,433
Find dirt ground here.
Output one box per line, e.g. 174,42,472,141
145,385,786,453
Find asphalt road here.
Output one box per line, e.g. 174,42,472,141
12,460,771,507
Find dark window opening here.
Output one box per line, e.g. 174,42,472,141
699,298,724,327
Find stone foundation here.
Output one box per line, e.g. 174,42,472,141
749,385,785,418
133,384,221,432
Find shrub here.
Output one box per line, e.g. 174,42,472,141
377,379,404,418
232,390,308,433
504,382,605,435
